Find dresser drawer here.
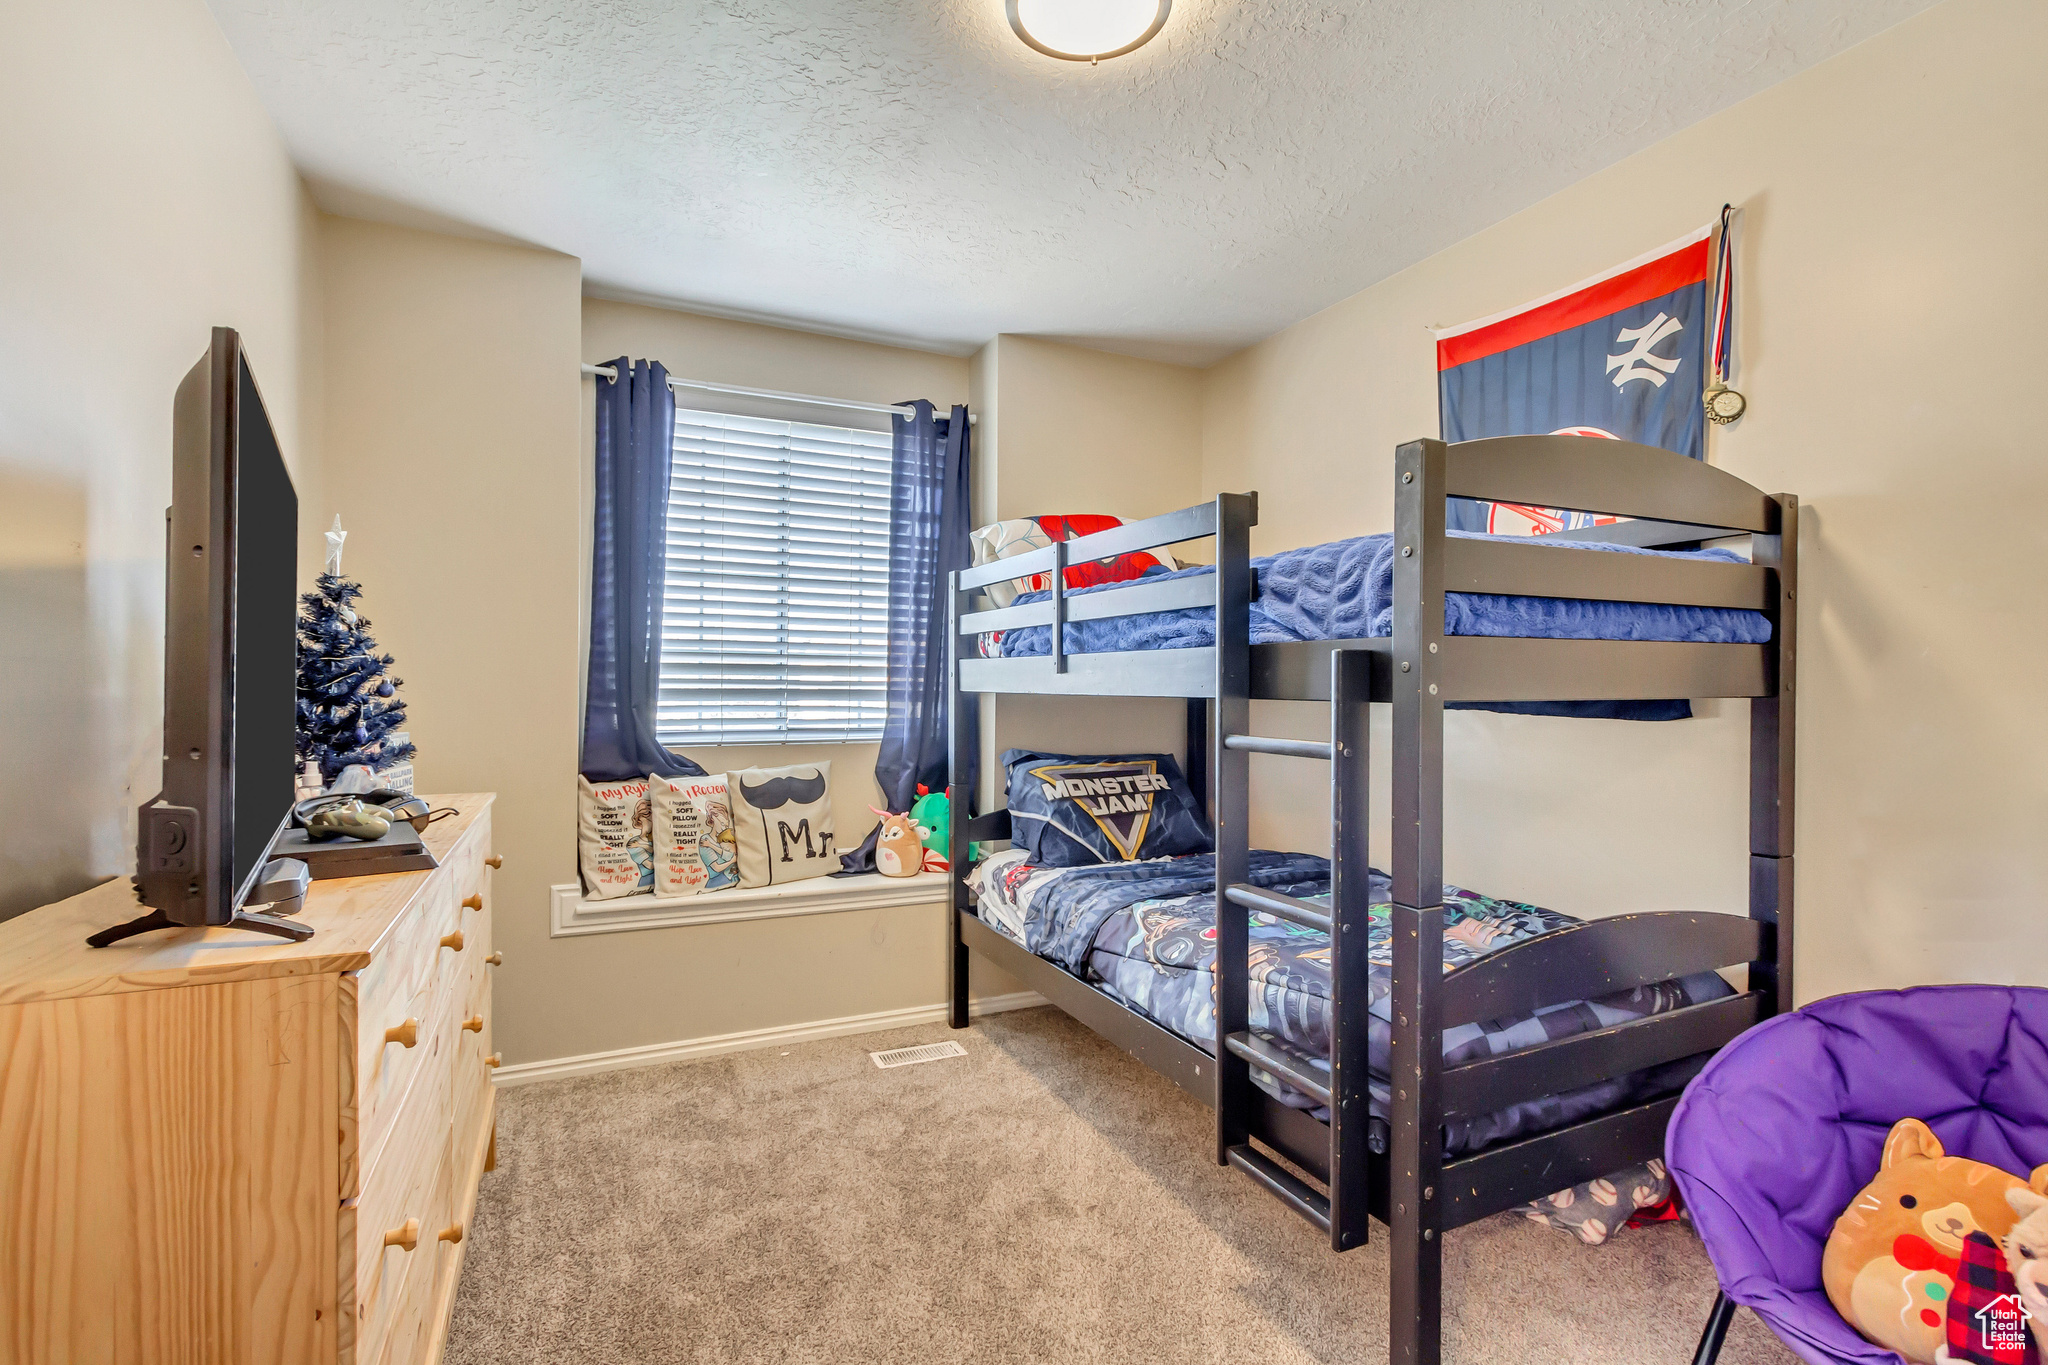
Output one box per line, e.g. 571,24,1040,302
421,1115,471,1365
452,854,496,1172
453,986,492,1171
373,1121,458,1365
442,811,489,935
347,1057,451,1365
352,876,463,1189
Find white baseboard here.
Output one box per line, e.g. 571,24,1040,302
491,990,1047,1088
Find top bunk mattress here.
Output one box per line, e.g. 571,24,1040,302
979,530,1771,660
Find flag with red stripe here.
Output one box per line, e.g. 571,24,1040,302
1436,226,1711,534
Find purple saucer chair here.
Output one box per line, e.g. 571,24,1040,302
1667,985,2048,1365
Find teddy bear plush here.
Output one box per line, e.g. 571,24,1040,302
1823,1118,2048,1364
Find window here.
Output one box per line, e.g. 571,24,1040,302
658,407,893,746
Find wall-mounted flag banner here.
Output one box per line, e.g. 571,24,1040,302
1435,224,1712,534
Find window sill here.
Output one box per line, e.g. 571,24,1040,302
548,870,952,939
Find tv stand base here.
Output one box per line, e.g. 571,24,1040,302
228,910,316,942
86,906,315,948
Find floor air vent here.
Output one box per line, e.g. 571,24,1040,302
870,1041,968,1069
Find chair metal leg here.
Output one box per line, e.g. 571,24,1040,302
1693,1291,1738,1365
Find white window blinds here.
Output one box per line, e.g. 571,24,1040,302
659,407,894,746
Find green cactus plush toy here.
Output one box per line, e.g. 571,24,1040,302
909,787,950,871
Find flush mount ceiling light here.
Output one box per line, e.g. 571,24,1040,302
1007,0,1172,63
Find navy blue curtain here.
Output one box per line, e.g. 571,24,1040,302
581,357,705,780
874,401,972,814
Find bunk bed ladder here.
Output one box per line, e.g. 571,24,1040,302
1327,647,1374,1252
1212,490,1259,1179
1211,500,1373,1253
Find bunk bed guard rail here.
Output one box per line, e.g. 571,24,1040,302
953,496,1253,698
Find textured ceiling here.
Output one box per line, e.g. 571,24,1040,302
208,0,1932,364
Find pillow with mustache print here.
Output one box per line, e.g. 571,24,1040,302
727,761,836,888
738,771,828,810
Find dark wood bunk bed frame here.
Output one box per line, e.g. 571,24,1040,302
942,433,1797,1365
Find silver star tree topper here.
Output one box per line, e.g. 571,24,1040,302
324,514,347,577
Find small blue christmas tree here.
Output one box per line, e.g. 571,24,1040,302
295,517,415,784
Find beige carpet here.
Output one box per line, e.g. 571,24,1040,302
444,1006,1796,1365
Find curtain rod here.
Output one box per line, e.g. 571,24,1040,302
579,363,974,425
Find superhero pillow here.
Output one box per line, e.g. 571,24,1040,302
1002,748,1211,868
968,514,1173,610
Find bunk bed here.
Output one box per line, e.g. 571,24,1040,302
942,434,1797,1365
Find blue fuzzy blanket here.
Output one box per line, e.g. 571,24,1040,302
991,531,1770,720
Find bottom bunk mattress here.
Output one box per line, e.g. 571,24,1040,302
968,848,1730,1158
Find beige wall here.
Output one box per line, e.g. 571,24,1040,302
317,217,590,1067
318,287,1019,1065
584,298,969,414
0,0,322,921
972,335,1208,813
979,335,1203,525
1199,0,2048,1002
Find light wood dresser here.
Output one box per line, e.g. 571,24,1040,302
0,794,499,1365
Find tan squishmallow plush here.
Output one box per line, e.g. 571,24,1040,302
871,809,924,879
2005,1187,2048,1358
1822,1118,2048,1363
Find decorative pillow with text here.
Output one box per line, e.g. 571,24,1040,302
649,773,740,896
1001,749,1210,868
727,762,836,887
577,775,653,899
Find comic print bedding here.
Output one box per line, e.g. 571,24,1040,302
969,848,1732,1158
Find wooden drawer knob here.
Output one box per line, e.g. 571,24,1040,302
462,1014,485,1033
462,894,484,912
440,930,464,952
484,855,503,869
484,952,503,966
384,1018,419,1049
437,1223,464,1245
383,1218,420,1251
485,1053,502,1069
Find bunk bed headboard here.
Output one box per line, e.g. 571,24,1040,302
1390,433,1797,1011
1441,434,1778,533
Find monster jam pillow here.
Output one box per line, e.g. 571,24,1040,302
727,761,836,887
1002,749,1210,868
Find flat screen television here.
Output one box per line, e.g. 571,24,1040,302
89,327,313,947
